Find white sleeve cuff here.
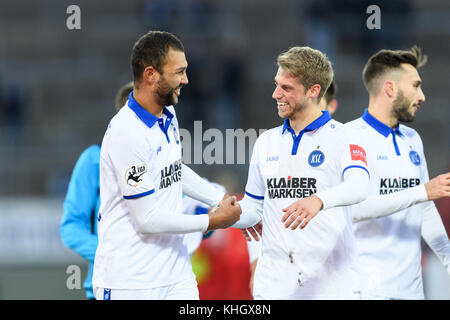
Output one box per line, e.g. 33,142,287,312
232,194,263,229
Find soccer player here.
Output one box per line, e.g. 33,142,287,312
92,31,241,300
60,81,134,299
346,46,450,300
246,80,340,295
233,46,370,299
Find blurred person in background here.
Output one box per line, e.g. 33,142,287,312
346,46,450,300
60,81,134,299
319,80,338,115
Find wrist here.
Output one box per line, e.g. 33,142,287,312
311,194,324,210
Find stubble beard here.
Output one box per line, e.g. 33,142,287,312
156,76,179,107
392,90,415,123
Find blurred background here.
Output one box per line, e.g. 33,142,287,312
0,0,448,299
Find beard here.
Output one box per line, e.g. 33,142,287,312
392,90,415,123
156,76,180,107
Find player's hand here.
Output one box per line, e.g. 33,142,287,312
241,220,263,241
425,172,450,200
207,196,241,231
219,192,233,206
281,195,323,230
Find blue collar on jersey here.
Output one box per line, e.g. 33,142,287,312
127,91,174,129
127,91,174,142
362,108,404,155
282,110,332,155
282,110,332,135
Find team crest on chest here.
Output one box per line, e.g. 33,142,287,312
409,150,421,166
308,149,325,167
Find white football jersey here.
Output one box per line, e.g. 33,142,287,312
348,109,431,299
93,93,192,290
246,111,369,299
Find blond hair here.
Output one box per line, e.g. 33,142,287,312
277,46,333,101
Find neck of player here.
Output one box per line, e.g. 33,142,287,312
133,87,164,118
368,97,399,129
288,104,323,135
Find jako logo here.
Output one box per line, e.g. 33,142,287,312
308,150,325,167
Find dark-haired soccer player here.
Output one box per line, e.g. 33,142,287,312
92,31,241,300
346,46,450,300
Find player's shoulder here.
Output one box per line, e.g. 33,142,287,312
324,118,344,130
109,106,147,138
399,124,420,139
256,125,282,142
79,144,101,163
83,144,101,155
344,117,365,129
342,117,373,138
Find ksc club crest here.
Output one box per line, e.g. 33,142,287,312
308,150,325,167
125,164,147,187
409,150,421,166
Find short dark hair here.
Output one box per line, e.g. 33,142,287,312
131,31,184,85
362,45,427,94
115,81,134,112
323,81,337,104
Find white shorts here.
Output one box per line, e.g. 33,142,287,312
94,276,199,300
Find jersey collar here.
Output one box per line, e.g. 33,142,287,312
127,91,174,129
361,109,403,137
282,110,332,135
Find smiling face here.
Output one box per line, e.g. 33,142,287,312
155,48,189,106
272,67,309,119
392,63,425,122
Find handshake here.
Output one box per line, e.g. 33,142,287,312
206,194,242,232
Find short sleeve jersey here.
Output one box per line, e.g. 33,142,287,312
245,111,369,299
92,93,192,290
348,109,430,299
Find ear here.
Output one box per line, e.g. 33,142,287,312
327,99,338,115
142,66,159,84
382,80,396,99
308,84,322,100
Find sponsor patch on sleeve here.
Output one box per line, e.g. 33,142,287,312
125,164,147,187
350,144,367,165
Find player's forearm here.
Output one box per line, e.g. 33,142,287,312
60,218,98,262
182,164,225,207
351,185,428,222
232,194,263,229
421,202,450,274
314,168,369,210
126,196,209,234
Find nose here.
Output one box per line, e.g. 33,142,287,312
181,71,189,86
272,85,282,100
418,88,425,103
